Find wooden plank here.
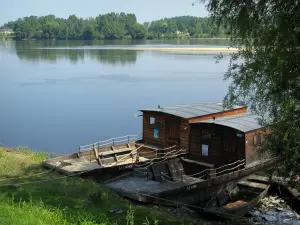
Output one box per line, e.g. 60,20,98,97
247,174,270,184
99,148,132,157
181,158,215,168
167,158,185,181
237,180,268,189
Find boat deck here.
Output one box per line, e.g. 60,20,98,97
44,156,149,175
106,173,200,195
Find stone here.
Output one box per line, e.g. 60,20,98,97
283,218,292,223
291,221,300,225
153,205,159,210
276,207,285,211
250,211,261,216
116,209,123,214
263,215,277,222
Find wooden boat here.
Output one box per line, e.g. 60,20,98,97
203,175,270,220
105,157,276,207
286,184,300,202
42,135,188,176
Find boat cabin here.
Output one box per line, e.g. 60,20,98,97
139,102,265,166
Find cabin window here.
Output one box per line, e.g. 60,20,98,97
149,117,162,129
150,117,155,125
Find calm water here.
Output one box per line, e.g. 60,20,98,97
0,39,231,154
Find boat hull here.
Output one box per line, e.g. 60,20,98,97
106,158,277,207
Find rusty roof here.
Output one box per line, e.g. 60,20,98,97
140,102,245,119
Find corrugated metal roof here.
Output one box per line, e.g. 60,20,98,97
192,112,262,132
140,102,244,119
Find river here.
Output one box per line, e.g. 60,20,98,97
0,39,231,154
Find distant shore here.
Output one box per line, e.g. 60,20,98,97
124,47,238,53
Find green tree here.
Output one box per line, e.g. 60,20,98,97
198,0,300,178
131,23,147,39
83,24,96,40
195,21,203,37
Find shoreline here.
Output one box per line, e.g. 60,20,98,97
121,47,238,52
35,47,239,53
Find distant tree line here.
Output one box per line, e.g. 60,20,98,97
1,13,227,40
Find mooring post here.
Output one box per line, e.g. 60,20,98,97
127,135,130,143
97,142,99,151
91,144,94,162
112,138,114,146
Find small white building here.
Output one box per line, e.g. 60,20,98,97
0,29,14,34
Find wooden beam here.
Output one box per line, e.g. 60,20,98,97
188,107,247,123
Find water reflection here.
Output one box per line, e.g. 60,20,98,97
16,48,137,65
11,40,231,65
89,50,137,66
12,39,230,48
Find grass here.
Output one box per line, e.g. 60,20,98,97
0,147,196,225
0,147,255,225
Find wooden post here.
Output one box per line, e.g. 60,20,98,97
128,135,130,143
112,138,114,146
97,142,99,151
91,144,94,162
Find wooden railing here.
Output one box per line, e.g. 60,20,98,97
78,134,142,152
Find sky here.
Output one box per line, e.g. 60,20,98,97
0,0,209,25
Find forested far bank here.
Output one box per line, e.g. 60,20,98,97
0,13,228,40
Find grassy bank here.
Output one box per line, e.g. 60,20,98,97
0,148,254,225
0,147,197,225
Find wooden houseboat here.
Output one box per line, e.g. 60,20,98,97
105,102,277,206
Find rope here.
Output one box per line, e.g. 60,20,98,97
120,187,246,219
133,149,187,169
188,159,246,177
135,144,177,152
0,169,89,187
114,145,144,164
209,162,245,176
0,167,55,182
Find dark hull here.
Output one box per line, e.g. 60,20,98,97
203,183,269,220
107,158,277,206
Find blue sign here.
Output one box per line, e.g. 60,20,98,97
154,129,159,138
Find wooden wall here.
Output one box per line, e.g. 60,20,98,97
142,112,165,148
179,119,189,150
142,112,190,151
189,123,245,166
245,129,269,164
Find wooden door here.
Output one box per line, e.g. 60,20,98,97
165,118,181,151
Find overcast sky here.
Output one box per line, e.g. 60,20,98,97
0,0,209,25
